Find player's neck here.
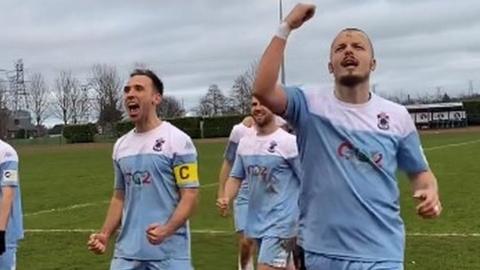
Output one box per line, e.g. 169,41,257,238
334,81,371,104
135,115,162,133
256,121,277,136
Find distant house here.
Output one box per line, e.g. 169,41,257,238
7,110,36,139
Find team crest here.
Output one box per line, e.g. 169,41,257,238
153,138,166,152
267,141,278,153
377,112,390,130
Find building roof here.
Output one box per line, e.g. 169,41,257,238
405,102,463,110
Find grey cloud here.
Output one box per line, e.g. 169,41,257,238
1,0,479,125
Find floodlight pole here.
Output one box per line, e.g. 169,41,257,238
279,0,286,85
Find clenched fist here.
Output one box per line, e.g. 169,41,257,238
284,3,316,30
87,233,108,254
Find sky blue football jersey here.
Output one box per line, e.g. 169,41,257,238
230,128,301,238
284,86,428,262
0,140,24,247
112,122,199,260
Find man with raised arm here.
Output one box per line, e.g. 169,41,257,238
253,3,441,269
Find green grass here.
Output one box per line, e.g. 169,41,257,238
12,129,480,269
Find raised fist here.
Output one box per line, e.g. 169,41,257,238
284,3,316,30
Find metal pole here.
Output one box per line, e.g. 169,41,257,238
279,0,286,85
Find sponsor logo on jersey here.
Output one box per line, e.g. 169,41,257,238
247,165,277,192
125,171,152,186
337,141,383,167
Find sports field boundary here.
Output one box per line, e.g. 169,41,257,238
423,139,480,151
23,229,480,238
24,183,218,217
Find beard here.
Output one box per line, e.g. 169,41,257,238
254,113,274,127
338,73,369,87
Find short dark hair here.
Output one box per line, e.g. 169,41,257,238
130,69,164,95
331,28,375,57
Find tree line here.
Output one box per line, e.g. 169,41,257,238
0,62,256,138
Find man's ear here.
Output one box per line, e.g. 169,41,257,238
328,62,334,74
370,58,377,71
154,93,162,105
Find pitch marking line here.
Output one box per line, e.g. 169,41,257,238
23,229,480,237
424,139,480,151
24,201,109,217
24,229,232,234
407,232,480,237
24,184,217,217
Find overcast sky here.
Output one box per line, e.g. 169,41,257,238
1,0,479,126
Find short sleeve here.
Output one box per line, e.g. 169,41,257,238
397,110,429,174
173,135,199,188
229,154,245,181
0,149,19,187
113,160,125,190
284,86,310,129
224,125,244,163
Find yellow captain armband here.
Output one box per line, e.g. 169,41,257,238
174,163,199,186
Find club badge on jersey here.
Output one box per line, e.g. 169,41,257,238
153,138,166,152
267,141,278,153
377,112,390,130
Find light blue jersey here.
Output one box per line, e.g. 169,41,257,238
284,87,428,262
112,122,199,261
0,140,24,248
224,118,289,206
224,124,255,205
230,128,301,239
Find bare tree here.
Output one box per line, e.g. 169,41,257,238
133,62,149,69
196,84,228,116
157,95,185,118
89,64,122,130
0,82,10,139
28,73,50,127
53,70,78,124
71,84,91,124
229,63,256,115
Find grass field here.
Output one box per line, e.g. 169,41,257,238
12,128,480,269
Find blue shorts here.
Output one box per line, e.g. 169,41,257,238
233,203,248,232
0,247,17,270
256,237,295,268
110,257,193,270
304,251,403,270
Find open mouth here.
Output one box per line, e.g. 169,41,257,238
341,58,359,68
127,103,140,115
253,111,266,118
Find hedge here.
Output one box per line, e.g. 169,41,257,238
464,100,480,125
115,121,135,137
169,117,202,139
63,123,97,143
202,115,247,138
114,115,247,139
